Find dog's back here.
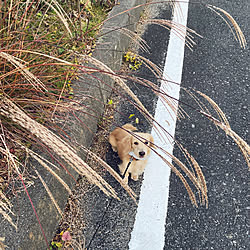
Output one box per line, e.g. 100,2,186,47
122,123,137,132
109,124,137,143
109,124,137,153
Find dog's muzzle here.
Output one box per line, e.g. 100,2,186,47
129,151,149,161
139,151,145,157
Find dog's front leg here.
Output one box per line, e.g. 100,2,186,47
131,174,139,181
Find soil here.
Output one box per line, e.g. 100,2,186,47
50,89,121,248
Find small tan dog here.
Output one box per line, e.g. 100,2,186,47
109,123,154,183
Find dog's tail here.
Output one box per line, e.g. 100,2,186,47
122,123,137,131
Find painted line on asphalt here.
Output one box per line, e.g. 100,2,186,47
129,1,189,249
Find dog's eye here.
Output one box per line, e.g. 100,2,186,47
134,142,139,145
145,141,149,145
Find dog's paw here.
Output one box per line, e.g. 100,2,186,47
131,174,139,181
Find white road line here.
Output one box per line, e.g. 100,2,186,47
129,1,189,250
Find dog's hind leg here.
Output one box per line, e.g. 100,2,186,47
109,134,118,152
118,162,126,175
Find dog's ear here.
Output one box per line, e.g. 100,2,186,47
149,134,156,149
130,135,134,149
124,136,133,153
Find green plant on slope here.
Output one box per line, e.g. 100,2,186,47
123,51,143,71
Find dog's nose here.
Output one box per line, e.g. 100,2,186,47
139,151,145,157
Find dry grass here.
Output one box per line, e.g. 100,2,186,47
0,190,17,230
193,91,249,169
197,91,231,128
0,97,119,199
145,19,202,50
41,0,74,37
0,52,47,91
207,4,247,48
80,54,155,123
200,110,250,169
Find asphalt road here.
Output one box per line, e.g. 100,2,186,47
164,1,249,249
83,1,249,249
